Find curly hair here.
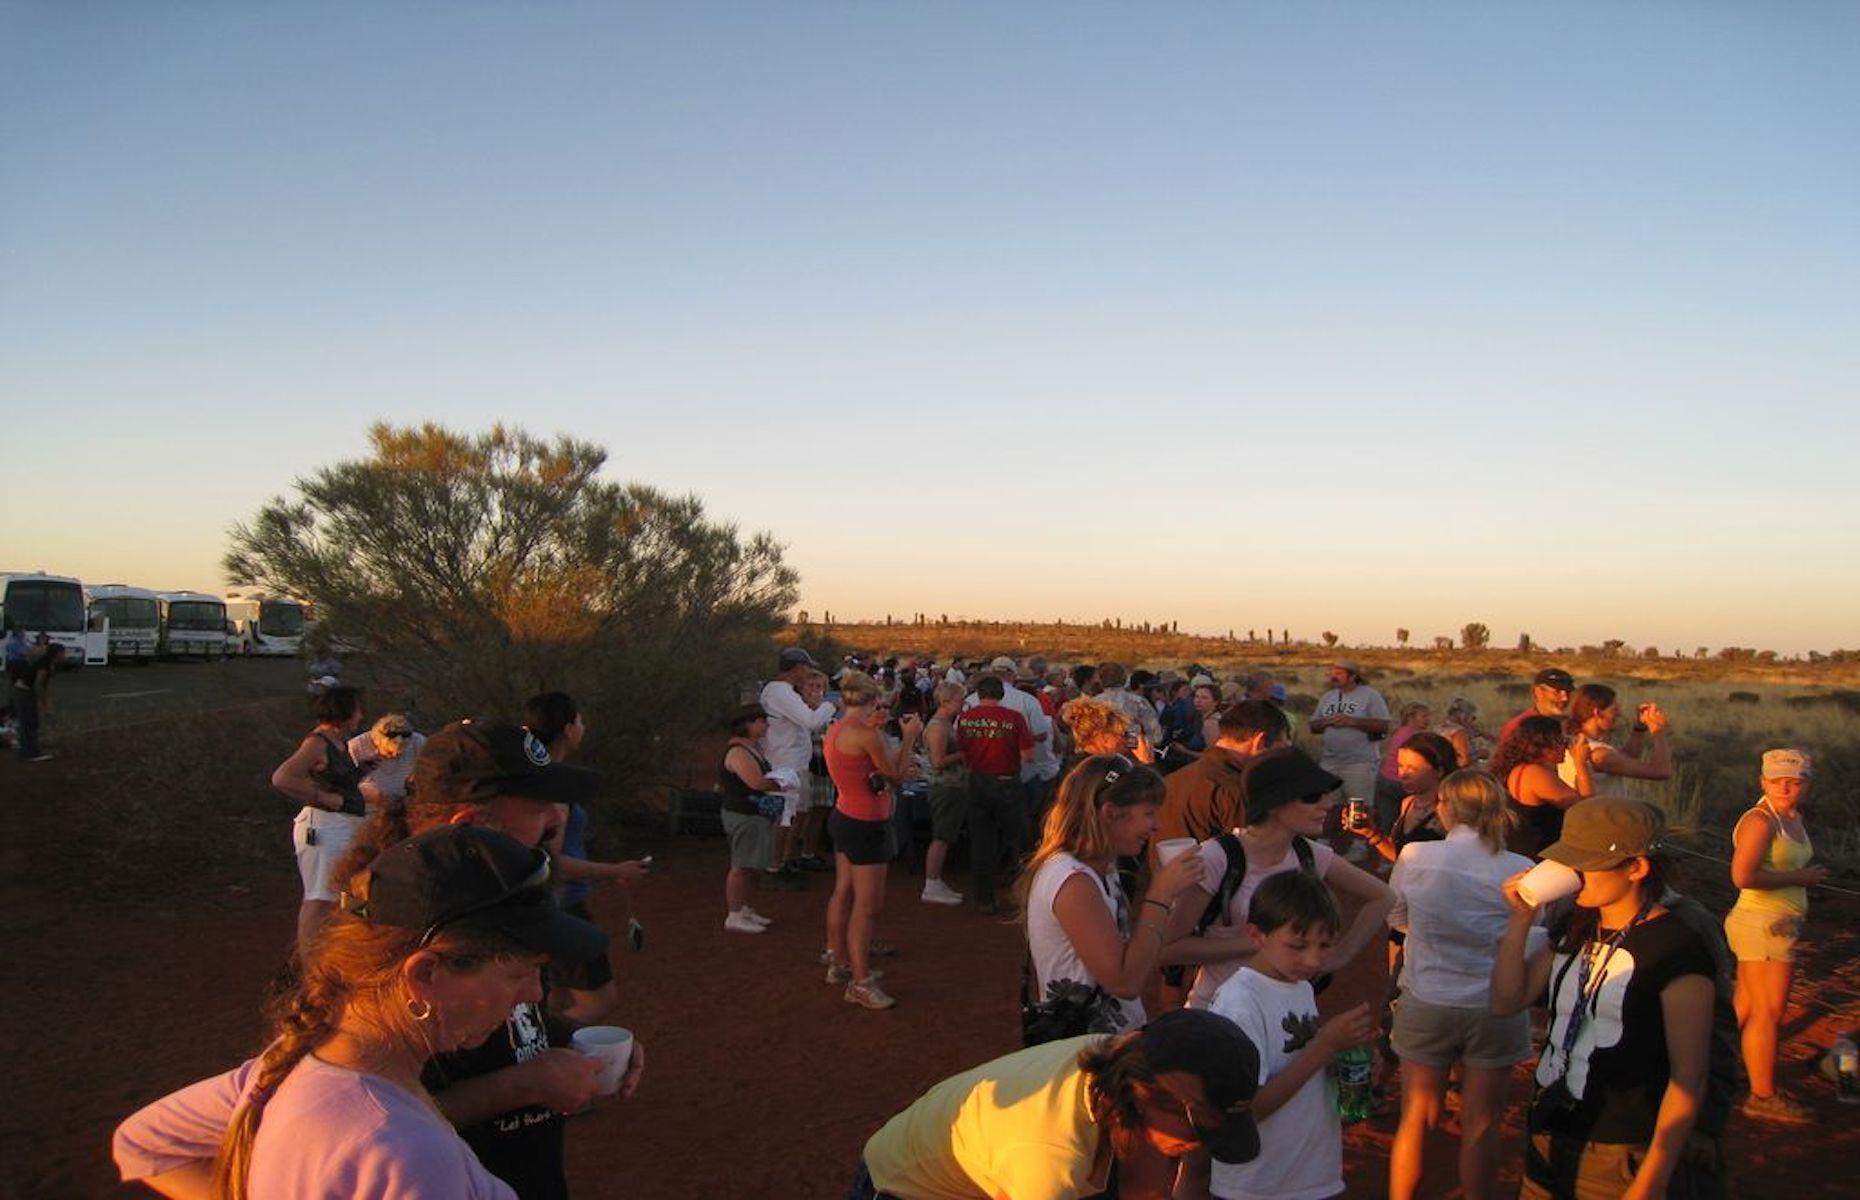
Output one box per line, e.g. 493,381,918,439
1062,696,1130,756
1487,715,1567,789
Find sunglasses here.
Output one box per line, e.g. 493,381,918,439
382,729,413,740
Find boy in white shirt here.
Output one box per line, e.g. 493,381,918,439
1192,870,1376,1200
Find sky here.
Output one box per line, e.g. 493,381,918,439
4,2,1856,654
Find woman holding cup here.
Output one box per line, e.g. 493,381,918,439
1347,732,1457,866
120,825,608,1200
821,670,921,1009
1386,770,1542,1200
1727,749,1828,1122
1012,754,1205,1035
1492,797,1718,1200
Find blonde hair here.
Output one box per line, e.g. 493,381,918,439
1062,696,1130,755
1013,755,1164,917
1398,701,1431,726
1444,697,1478,726
212,874,526,1199
1436,768,1514,853
838,670,880,708
932,680,966,706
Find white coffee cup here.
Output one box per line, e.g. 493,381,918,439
1516,859,1582,908
1155,838,1197,865
570,1025,634,1096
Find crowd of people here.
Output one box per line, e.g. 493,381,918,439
102,645,1844,1200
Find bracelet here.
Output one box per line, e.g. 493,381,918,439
1142,898,1175,915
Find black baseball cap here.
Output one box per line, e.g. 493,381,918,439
1142,1009,1263,1164
409,719,601,811
778,646,819,670
1242,747,1342,824
344,825,608,964
1533,668,1575,691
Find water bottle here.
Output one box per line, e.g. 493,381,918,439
1835,1035,1860,1106
1333,1043,1374,1124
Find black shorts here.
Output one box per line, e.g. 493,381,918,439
550,899,614,991
829,809,896,867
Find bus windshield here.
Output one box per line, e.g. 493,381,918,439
258,603,305,637
166,602,226,631
6,582,86,632
94,597,160,629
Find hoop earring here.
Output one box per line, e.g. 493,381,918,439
406,996,434,1022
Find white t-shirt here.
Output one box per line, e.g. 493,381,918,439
1184,836,1338,1010
1311,685,1389,766
1207,968,1342,1200
1026,853,1144,1031
758,678,835,786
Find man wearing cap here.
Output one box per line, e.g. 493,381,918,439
1308,662,1390,820
1499,667,1577,745
113,719,640,1200
759,646,838,881
850,1008,1263,1200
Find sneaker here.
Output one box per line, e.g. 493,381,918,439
921,879,964,906
723,911,766,934
824,961,884,985
794,854,832,872
844,976,897,1009
1743,1090,1814,1123
740,907,773,927
27,753,53,763
867,940,899,958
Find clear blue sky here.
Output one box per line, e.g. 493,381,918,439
4,2,1856,653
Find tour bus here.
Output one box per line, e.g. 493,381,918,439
158,590,230,660
0,571,91,668
88,584,163,664
224,591,307,657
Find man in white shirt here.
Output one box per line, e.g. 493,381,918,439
759,646,837,880
1308,662,1390,837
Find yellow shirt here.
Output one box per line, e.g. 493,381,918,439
862,1036,1112,1200
1732,803,1813,916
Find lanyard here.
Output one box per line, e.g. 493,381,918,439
1552,900,1653,1068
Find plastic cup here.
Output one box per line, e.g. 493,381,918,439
1517,859,1582,908
570,1025,634,1096
1155,838,1197,865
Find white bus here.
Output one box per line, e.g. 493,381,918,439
159,591,230,660
0,571,90,668
224,591,308,657
88,584,163,664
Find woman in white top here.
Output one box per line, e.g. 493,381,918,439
1560,684,1673,799
1387,769,1543,1200
1011,753,1205,1032
348,714,426,808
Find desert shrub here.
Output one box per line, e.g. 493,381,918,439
1727,691,1761,704
1497,682,1531,697
224,423,797,806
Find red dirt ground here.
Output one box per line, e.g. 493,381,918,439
4,745,1859,1199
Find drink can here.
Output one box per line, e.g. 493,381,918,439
1344,799,1368,829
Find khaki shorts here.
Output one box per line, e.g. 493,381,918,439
1391,993,1532,1070
720,809,772,870
1724,904,1802,963
928,777,968,844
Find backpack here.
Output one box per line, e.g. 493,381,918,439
1163,832,1328,992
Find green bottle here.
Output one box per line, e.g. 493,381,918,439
1334,1043,1373,1124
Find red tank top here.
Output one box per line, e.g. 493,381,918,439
824,720,892,822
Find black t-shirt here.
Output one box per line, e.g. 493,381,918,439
1534,911,1715,1145
422,1001,569,1200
